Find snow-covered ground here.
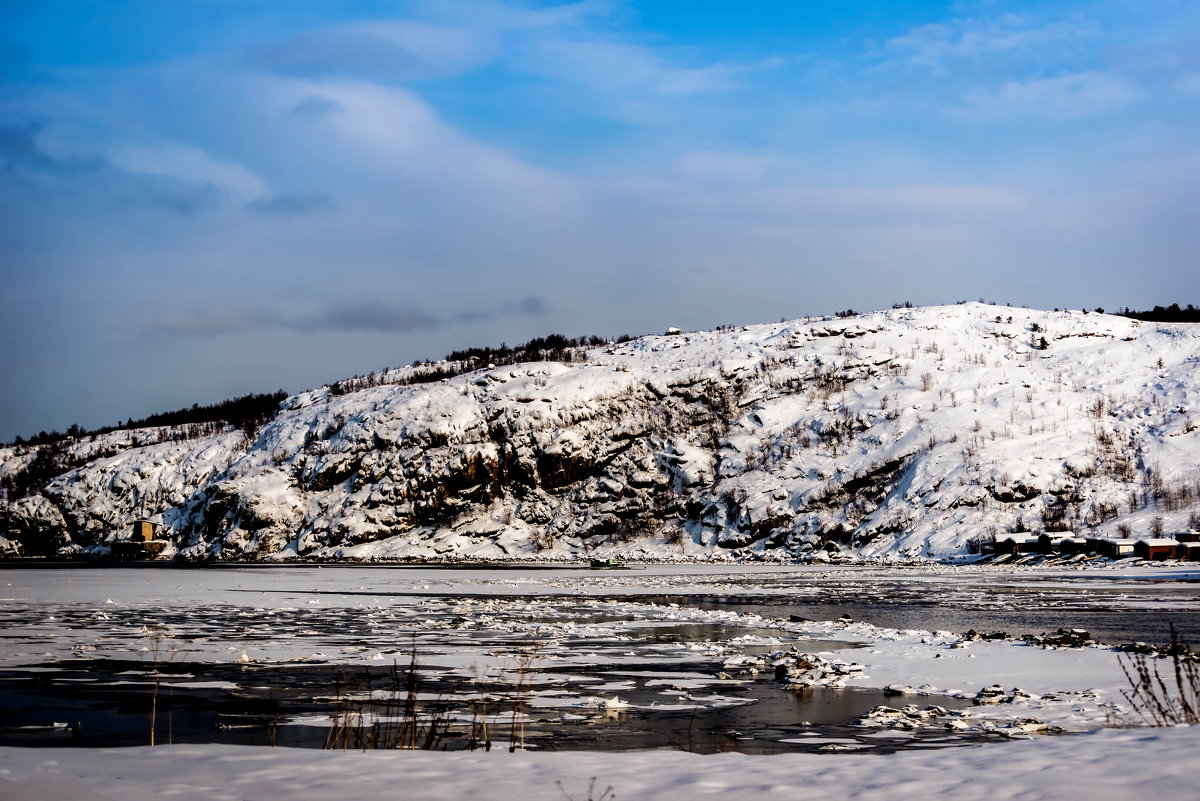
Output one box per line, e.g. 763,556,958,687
2,565,1198,799
4,728,1199,801
4,303,1199,561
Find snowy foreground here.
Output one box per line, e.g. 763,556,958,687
2,564,1199,799
3,728,1199,801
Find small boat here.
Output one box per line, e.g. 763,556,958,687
589,557,626,569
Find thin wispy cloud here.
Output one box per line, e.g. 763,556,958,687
1177,73,1200,95
884,16,1097,69
959,71,1142,120
415,0,604,32
0,122,104,177
141,183,223,216
307,302,441,334
106,143,267,199
145,296,550,339
287,96,345,120
248,193,336,217
517,39,745,97
146,310,267,337
246,22,489,82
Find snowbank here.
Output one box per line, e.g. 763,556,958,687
3,728,1198,801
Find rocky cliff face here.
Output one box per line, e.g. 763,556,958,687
4,304,1199,561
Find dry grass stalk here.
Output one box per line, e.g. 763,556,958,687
324,640,448,751
466,698,493,751
140,624,175,746
506,641,542,752
1118,625,1200,726
321,639,550,751
556,778,616,801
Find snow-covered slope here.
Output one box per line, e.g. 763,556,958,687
4,304,1199,561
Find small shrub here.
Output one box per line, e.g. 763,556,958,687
965,530,996,555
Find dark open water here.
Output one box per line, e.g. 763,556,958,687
1,563,1195,753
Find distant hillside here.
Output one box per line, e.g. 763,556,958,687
2,304,1198,561
5,391,287,448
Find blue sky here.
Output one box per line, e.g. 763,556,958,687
2,0,1198,440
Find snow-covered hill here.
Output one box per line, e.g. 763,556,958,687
3,304,1199,561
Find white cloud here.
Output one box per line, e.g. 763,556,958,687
107,143,267,198
959,71,1141,119
248,20,495,81
673,150,789,183
273,76,574,206
518,39,698,94
500,36,774,126
886,14,1096,69
1175,73,1200,95
414,0,607,33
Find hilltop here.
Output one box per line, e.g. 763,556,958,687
3,303,1198,561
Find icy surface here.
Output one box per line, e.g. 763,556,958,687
2,565,1199,798
2,565,1194,732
